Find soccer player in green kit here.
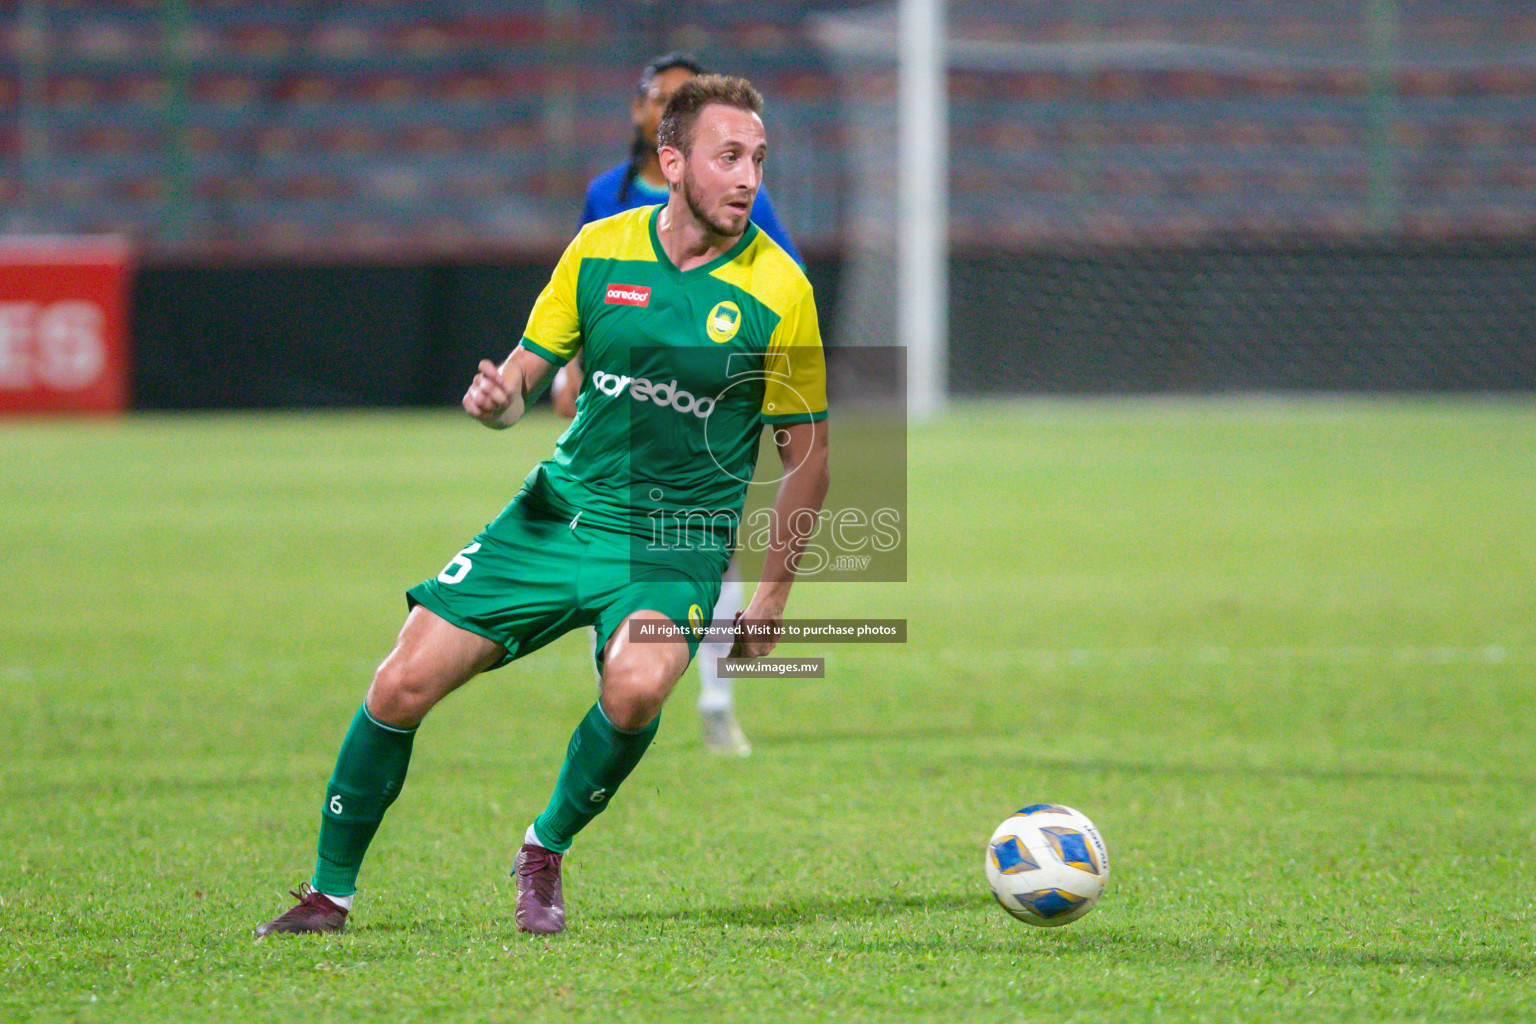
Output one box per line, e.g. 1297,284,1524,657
255,75,829,937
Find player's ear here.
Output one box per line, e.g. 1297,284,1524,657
658,144,685,186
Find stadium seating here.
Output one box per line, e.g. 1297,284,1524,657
1,1,1531,253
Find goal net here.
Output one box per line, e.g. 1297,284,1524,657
815,0,1536,395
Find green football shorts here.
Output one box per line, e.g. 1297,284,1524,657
406,491,725,672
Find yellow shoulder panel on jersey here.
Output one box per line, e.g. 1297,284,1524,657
761,290,828,422
521,207,659,364
716,233,826,423
708,231,812,319
573,205,659,263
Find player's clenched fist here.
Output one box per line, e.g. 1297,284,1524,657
728,605,784,660
463,358,525,429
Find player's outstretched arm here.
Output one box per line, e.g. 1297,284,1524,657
732,420,830,658
462,346,555,429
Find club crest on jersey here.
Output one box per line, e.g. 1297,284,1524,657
706,301,742,343
606,284,651,307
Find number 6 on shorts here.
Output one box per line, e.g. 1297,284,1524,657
437,542,481,585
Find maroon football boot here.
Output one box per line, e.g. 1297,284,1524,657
254,883,349,937
513,843,566,935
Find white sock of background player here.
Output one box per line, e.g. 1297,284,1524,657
697,558,745,715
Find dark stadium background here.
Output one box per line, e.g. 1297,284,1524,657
4,0,1533,408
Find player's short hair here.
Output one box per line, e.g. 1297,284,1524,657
656,75,765,157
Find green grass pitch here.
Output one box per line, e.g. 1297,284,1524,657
2,398,1533,1023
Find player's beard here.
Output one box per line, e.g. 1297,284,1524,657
682,166,748,240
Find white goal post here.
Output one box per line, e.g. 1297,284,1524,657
812,1,949,420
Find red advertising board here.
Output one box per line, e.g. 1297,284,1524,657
0,236,132,415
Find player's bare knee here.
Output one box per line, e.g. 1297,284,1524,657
601,692,664,732
600,662,675,730
605,670,671,714
366,658,437,727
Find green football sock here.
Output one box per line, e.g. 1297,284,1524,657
311,703,416,897
532,701,659,853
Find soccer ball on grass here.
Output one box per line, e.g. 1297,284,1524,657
984,803,1110,927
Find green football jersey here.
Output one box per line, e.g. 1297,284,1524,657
517,205,828,555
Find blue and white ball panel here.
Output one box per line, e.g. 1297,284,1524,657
1015,803,1074,816
1041,826,1103,875
988,835,1040,875
1014,888,1089,919
1007,804,1110,878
